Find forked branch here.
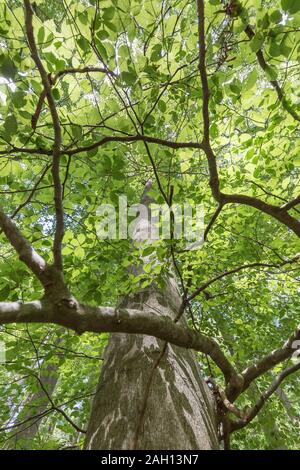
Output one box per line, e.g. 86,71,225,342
196,0,300,238
230,361,300,432
24,0,64,272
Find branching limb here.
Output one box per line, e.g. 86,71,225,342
187,254,300,303
204,203,223,241
222,193,300,238
280,195,300,212
223,2,300,122
230,361,300,433
243,24,300,123
24,0,64,272
31,67,117,130
196,0,300,238
241,323,300,392
65,133,205,156
0,408,52,433
31,373,86,434
11,164,51,218
0,299,240,387
0,134,204,157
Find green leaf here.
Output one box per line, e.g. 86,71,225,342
119,44,130,59
158,100,167,112
281,0,300,14
37,26,45,44
229,79,241,95
97,29,109,40
52,88,60,100
150,44,162,62
269,39,281,57
77,36,90,52
250,33,264,53
94,40,108,61
104,21,117,32
78,11,88,25
265,65,278,80
71,125,82,140
270,10,282,23
143,263,152,273
210,123,218,138
0,56,17,79
4,114,18,136
280,42,292,58
244,69,258,91
132,5,141,15
43,51,59,71
103,7,115,21
74,246,85,259
120,70,137,86
55,59,66,72
0,285,10,301
11,90,26,108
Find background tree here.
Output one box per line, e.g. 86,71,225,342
0,0,299,449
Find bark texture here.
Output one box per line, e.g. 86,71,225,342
84,286,219,449
84,182,219,450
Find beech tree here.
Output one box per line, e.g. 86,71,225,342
0,0,299,450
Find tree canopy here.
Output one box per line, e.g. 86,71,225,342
0,0,299,450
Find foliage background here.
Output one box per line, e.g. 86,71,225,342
0,0,299,449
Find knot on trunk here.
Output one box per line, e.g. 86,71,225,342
56,298,77,309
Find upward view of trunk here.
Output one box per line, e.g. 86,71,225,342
84,184,219,450
84,288,219,450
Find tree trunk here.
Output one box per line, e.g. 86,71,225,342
84,183,219,450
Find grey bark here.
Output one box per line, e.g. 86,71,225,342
84,183,219,450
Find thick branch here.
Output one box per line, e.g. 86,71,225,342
197,0,221,200
230,361,300,433
55,66,117,81
196,1,300,238
280,195,300,212
0,299,239,386
31,67,116,129
24,0,64,271
0,134,204,157
64,134,205,156
197,0,210,142
221,193,300,238
0,207,49,286
241,323,300,391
